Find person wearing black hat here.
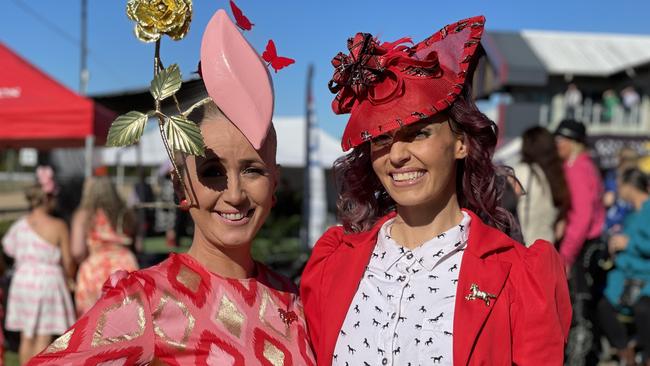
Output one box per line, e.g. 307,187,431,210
554,119,606,366
555,119,586,145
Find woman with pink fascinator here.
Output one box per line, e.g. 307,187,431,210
3,165,75,364
29,3,313,365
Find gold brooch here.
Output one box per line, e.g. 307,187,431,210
465,283,496,306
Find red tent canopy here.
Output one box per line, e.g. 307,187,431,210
0,42,116,149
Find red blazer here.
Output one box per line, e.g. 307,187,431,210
300,209,572,365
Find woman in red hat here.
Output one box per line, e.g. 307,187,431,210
301,16,571,365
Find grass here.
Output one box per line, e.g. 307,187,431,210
142,235,192,253
5,351,17,365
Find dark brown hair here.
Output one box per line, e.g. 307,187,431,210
620,168,649,193
521,126,570,220
334,86,516,234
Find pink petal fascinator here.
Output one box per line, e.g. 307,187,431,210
200,9,274,150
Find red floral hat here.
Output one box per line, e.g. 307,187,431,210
329,16,485,151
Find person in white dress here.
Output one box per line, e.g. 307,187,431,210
2,167,75,364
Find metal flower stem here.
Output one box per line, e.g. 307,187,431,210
153,39,189,199
152,55,183,115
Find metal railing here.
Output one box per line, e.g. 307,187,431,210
542,97,650,136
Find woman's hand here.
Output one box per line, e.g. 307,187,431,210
608,234,629,255
67,277,77,292
603,191,616,208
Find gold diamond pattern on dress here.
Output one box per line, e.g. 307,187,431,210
152,291,196,349
177,264,201,293
92,294,146,347
216,294,245,338
259,289,291,340
263,340,285,366
43,328,74,354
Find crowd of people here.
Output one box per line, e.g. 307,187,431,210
1,172,140,363
564,83,641,124
0,3,648,366
507,119,650,365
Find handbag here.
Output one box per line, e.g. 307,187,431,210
620,278,645,308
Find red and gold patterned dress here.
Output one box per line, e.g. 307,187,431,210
28,253,315,365
75,209,139,316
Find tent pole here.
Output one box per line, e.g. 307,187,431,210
84,135,94,178
301,64,314,250
79,0,89,95
116,149,124,188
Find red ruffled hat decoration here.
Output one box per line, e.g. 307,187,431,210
329,15,486,151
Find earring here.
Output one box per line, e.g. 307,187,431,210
178,198,191,211
272,194,277,207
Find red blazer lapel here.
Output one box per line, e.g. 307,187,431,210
319,213,395,364
453,251,511,365
320,241,374,363
453,210,514,366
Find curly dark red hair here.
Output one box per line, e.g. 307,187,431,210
334,86,516,234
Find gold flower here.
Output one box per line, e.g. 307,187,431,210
126,0,192,43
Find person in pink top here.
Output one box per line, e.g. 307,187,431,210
554,118,605,366
28,3,314,365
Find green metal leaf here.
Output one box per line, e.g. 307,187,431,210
150,64,182,101
106,111,149,147
164,115,205,156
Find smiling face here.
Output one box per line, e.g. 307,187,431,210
181,112,277,250
369,116,467,211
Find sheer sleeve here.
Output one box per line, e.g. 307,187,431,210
27,271,156,365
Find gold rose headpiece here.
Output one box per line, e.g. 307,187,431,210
107,0,210,194
126,0,192,42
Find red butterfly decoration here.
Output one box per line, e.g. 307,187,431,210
230,0,253,31
262,40,295,73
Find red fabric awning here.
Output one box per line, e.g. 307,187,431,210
0,42,116,149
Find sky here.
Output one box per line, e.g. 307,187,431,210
2,0,650,140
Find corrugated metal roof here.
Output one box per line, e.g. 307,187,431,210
521,30,650,77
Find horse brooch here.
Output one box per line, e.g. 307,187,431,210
465,283,497,307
